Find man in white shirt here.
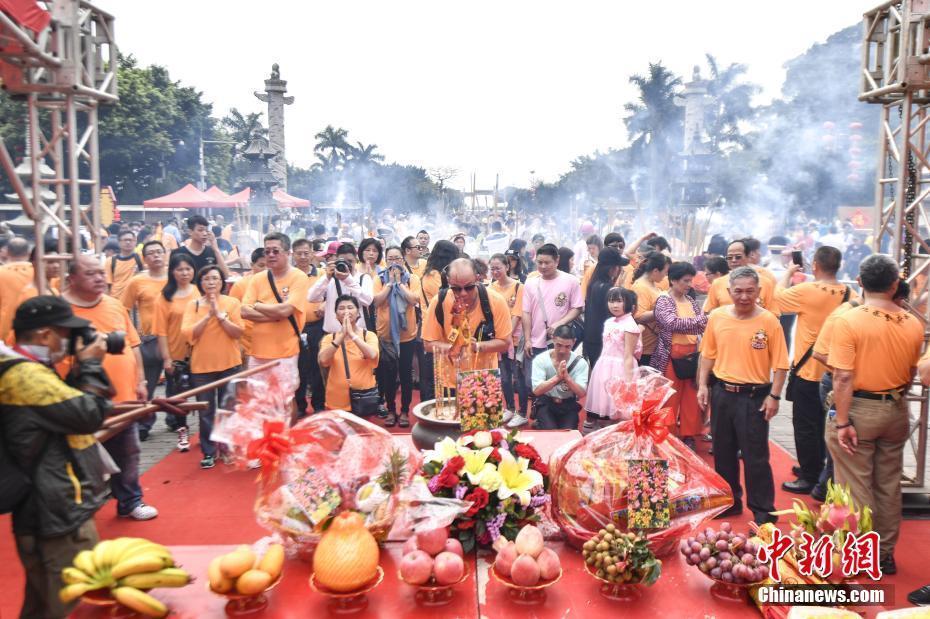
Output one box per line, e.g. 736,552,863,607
307,242,374,333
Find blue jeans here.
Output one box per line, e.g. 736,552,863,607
191,367,239,457
103,423,143,515
500,355,528,416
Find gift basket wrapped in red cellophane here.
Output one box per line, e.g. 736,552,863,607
549,367,733,557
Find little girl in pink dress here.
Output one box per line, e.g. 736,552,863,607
585,287,643,426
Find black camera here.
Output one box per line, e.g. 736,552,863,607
334,260,351,274
70,327,126,355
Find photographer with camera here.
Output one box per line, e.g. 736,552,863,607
1,296,113,618
307,242,374,335
61,255,158,521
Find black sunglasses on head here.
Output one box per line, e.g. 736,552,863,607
450,284,478,293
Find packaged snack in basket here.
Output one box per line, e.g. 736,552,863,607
247,410,420,548
456,368,504,431
549,367,733,557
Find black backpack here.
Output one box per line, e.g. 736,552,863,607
0,358,36,514
434,284,496,341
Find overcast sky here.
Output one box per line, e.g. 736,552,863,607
103,0,870,189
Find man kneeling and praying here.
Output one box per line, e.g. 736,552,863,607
531,324,589,430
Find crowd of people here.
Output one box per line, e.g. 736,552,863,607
3,209,930,616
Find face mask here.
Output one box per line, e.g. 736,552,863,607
18,343,53,363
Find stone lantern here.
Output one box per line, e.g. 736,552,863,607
241,135,277,220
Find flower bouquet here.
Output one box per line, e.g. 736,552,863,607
421,429,549,552
456,369,504,432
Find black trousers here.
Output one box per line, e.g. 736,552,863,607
418,348,435,402
534,396,580,430
792,376,826,483
711,384,775,522
379,339,416,413
297,320,325,416
583,340,603,369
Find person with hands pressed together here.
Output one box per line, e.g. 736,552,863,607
318,295,380,412
181,265,244,469
697,266,789,525
826,255,922,576
60,255,158,521
531,324,589,430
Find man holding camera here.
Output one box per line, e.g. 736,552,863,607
307,242,373,335
61,255,158,521
2,296,113,618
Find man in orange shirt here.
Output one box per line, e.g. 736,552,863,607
0,237,35,342
775,246,854,494
703,239,779,315
120,240,169,440
828,255,923,574
698,266,789,524
106,230,143,299
241,233,310,377
62,255,158,521
422,259,512,391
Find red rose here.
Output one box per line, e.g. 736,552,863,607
460,429,478,438
488,448,501,463
436,469,460,489
444,456,465,475
532,460,549,476
463,487,490,517
515,444,540,461
457,519,476,530
490,430,504,443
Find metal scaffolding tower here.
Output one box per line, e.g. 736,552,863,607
0,0,117,289
861,0,930,493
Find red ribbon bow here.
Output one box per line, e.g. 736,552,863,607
632,401,673,444
246,420,313,477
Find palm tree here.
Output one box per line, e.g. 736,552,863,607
222,108,266,150
703,54,759,153
623,62,683,207
313,125,350,169
344,141,384,203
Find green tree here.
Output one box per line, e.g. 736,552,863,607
702,55,758,154
313,125,349,171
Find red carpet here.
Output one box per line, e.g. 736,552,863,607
2,425,928,617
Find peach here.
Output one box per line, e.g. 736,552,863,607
399,550,433,585
433,551,465,585
416,528,449,556
510,554,541,586
402,537,418,556
494,541,518,577
514,525,544,558
537,548,561,580
443,538,464,558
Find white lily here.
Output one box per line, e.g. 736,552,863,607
497,452,544,506
424,436,460,464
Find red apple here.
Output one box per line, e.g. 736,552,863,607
433,551,465,585
416,528,449,556
511,554,541,586
399,550,433,585
443,538,464,558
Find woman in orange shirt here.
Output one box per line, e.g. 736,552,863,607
182,265,243,469
153,252,200,450
631,251,671,367
318,295,380,412
489,253,527,421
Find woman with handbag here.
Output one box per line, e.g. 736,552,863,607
650,262,708,450
372,247,420,428
181,265,243,469
631,251,671,367
318,294,380,414
152,252,200,452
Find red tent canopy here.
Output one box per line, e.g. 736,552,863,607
0,0,51,32
203,186,243,208
221,188,311,208
143,184,215,208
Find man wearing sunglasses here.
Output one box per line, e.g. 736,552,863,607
421,259,512,392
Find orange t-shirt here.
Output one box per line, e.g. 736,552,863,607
320,330,380,410
373,274,421,344
671,296,699,346
181,295,243,373
228,273,255,301
0,262,34,342
775,282,857,382
632,279,662,355
420,270,442,308
106,255,141,299
64,295,142,403
813,301,857,360
421,287,513,388
490,279,525,350
120,273,167,335
703,268,779,316
152,288,200,361
827,304,923,392
297,268,324,324
700,307,789,384
242,268,311,359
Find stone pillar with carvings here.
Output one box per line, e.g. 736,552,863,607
254,63,294,190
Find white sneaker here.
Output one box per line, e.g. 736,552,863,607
122,503,159,521
177,427,190,452
502,410,514,424
507,414,528,429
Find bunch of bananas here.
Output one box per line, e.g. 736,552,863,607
60,537,191,618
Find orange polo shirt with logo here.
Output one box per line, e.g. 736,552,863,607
700,307,789,385
827,304,923,392
152,289,200,362
242,268,311,359
775,282,857,382
120,273,167,335
64,295,142,403
181,294,243,373
373,273,421,344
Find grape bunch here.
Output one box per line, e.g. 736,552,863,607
679,523,768,584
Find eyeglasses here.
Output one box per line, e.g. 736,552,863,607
264,248,285,255
450,284,477,293
606,242,623,249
